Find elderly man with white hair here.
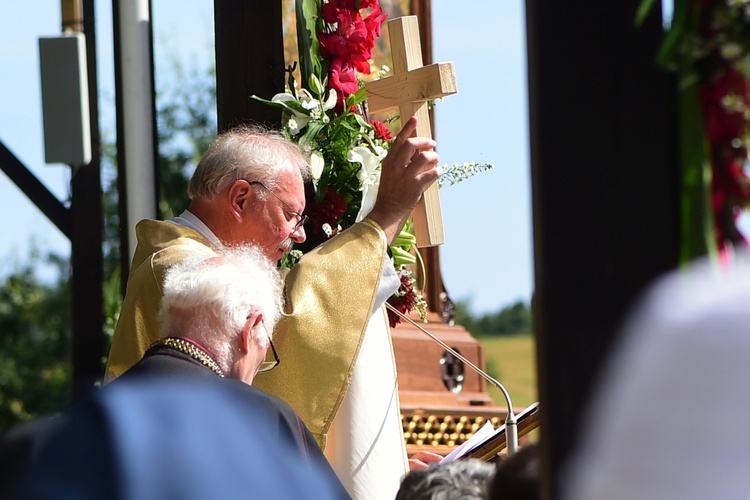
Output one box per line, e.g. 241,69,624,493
3,245,349,499
115,245,346,491
120,244,283,386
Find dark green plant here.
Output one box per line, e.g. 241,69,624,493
0,252,71,432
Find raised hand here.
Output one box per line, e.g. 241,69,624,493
368,116,441,244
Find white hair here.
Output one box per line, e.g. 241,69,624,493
187,123,311,201
158,245,284,373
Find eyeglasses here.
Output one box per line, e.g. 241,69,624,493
247,180,308,231
256,322,280,374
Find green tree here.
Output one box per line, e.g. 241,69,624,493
0,58,216,432
0,252,71,432
455,299,533,337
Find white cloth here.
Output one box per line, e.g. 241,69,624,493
562,255,750,500
330,306,409,500
171,210,223,248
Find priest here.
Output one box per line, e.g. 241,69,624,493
105,116,441,498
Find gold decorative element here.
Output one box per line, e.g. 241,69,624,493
401,414,501,447
150,337,225,378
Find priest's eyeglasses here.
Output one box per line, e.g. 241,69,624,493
248,180,308,231
256,321,280,374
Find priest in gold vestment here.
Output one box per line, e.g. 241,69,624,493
105,118,441,499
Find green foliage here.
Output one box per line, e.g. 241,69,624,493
455,299,532,337
0,253,71,432
0,54,216,432
295,0,324,89
155,59,217,219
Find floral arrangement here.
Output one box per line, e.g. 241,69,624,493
638,0,750,262
255,0,492,326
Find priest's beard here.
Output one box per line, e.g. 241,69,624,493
280,237,293,253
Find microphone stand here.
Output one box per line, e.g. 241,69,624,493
385,303,519,455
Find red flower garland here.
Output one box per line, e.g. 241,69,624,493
318,0,387,107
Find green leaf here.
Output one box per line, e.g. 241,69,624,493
655,0,691,68
676,66,717,264
353,113,370,130
252,95,309,115
296,0,323,91
315,165,333,203
347,88,368,108
634,0,658,27
391,245,417,266
299,120,325,148
392,230,416,249
309,74,325,98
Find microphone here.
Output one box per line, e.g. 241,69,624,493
385,303,519,456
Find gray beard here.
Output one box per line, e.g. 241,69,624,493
280,237,293,253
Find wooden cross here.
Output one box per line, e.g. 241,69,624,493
365,16,457,247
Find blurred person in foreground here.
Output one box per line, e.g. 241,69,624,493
562,257,750,499
489,443,540,500
13,246,348,499
105,117,441,498
395,458,496,500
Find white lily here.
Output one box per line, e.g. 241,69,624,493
322,89,338,111
298,89,321,111
356,178,381,223
348,145,387,222
271,92,311,132
310,151,325,187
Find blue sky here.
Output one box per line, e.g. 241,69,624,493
0,0,532,315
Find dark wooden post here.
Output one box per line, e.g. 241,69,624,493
72,0,105,398
526,3,679,497
213,0,286,132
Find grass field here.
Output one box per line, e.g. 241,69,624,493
477,334,538,410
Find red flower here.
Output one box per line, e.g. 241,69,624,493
363,6,386,42
321,0,355,23
386,272,419,328
305,187,348,237
700,68,748,146
328,59,359,104
321,0,358,16
318,13,373,74
370,119,393,141
359,0,379,9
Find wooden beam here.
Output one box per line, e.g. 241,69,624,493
62,0,83,32
72,0,104,399
365,62,456,112
526,2,679,497
213,0,286,132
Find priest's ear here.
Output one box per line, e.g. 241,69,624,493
240,310,264,353
228,179,255,221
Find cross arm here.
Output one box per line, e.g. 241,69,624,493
365,62,457,114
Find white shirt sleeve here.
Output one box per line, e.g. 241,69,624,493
372,255,400,315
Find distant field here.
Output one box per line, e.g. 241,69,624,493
477,334,537,410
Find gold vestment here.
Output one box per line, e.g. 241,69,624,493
105,218,388,447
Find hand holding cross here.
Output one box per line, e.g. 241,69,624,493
366,16,457,247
